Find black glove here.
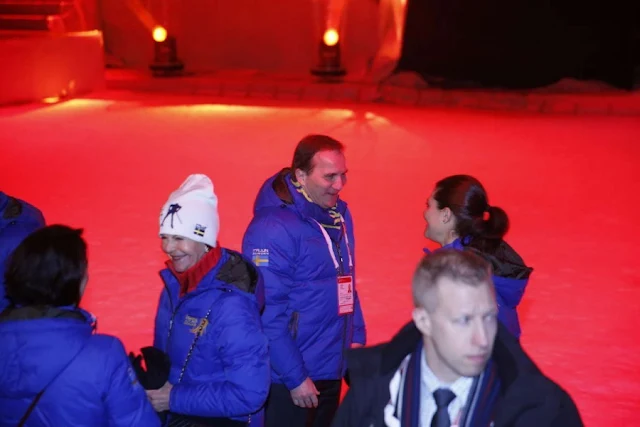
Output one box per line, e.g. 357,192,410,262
128,346,171,390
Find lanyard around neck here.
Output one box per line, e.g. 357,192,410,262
312,216,353,271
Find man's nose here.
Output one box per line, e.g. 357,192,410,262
473,323,490,348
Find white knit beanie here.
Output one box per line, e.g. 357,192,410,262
159,174,219,247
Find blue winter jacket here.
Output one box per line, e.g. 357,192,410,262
425,238,533,338
153,249,270,424
0,306,160,427
0,192,45,311
242,172,367,390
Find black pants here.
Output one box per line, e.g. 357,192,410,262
165,412,247,427
264,380,342,427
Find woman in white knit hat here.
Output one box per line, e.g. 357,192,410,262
146,174,270,427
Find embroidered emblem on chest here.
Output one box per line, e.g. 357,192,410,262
184,315,209,336
184,315,198,327
252,248,269,267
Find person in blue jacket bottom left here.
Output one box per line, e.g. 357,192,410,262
0,225,160,427
149,174,270,427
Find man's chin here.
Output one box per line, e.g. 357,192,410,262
327,195,339,207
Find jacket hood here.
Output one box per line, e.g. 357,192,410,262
0,192,7,211
427,238,532,280
465,239,532,308
252,170,348,219
216,249,265,312
0,306,95,397
425,238,532,308
0,192,45,229
253,172,287,213
472,240,533,280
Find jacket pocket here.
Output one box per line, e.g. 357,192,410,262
288,312,299,339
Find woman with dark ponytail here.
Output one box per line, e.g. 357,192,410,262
423,175,533,338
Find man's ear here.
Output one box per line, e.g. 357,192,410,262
294,168,307,185
412,306,432,337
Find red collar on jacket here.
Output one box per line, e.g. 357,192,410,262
166,244,223,297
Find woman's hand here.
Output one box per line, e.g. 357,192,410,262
146,381,173,412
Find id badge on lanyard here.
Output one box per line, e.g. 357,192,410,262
313,218,354,316
337,276,354,315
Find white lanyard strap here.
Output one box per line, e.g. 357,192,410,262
312,216,353,271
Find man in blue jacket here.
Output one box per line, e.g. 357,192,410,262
0,191,45,311
243,135,367,427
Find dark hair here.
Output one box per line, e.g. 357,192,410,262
412,249,493,309
4,224,88,307
291,134,344,174
433,175,509,252
273,134,344,202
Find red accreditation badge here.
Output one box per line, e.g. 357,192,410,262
337,275,354,315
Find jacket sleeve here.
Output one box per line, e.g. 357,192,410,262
352,289,366,346
169,293,270,417
104,338,162,427
345,209,366,346
242,214,308,390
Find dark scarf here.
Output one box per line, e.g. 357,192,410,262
400,341,501,427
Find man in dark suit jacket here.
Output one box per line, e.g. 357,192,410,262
332,250,583,427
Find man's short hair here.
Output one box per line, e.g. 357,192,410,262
292,134,344,175
412,249,493,311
